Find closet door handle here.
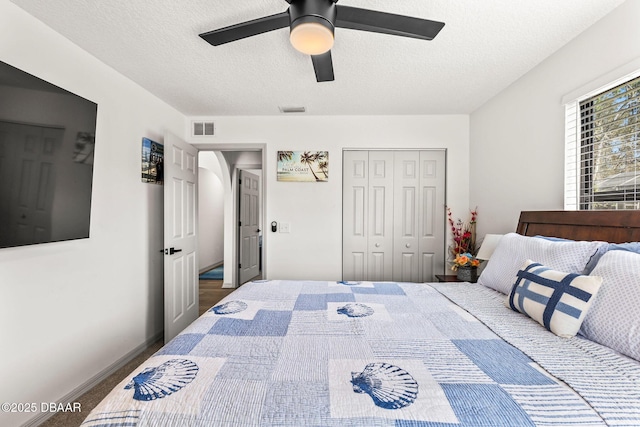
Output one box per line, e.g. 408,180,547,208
375,243,380,247
405,243,411,248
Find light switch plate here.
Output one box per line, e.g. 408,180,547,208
279,222,290,233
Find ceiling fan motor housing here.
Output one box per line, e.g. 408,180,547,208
289,0,337,34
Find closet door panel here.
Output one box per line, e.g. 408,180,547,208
348,252,366,281
419,150,446,281
393,151,420,282
368,151,393,281
421,252,436,282
343,151,369,280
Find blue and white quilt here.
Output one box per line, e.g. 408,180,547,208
82,280,640,426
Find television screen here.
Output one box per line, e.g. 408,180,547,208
0,60,98,249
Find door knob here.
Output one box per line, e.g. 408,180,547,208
165,247,182,255
405,243,411,248
375,243,380,247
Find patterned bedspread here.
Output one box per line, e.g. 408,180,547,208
82,280,640,426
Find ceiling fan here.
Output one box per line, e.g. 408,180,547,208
199,0,445,82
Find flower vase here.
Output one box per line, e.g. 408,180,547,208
456,266,478,283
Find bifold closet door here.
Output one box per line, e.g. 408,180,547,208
342,150,393,281
392,150,445,282
343,150,445,282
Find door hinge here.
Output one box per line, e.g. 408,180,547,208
239,220,242,226
238,263,241,268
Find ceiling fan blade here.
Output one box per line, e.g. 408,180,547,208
199,11,290,46
335,6,444,40
311,51,334,82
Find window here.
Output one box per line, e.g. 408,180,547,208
566,74,640,210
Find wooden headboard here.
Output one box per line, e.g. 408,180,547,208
516,210,640,243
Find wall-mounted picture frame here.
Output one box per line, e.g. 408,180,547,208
141,137,164,184
277,151,328,182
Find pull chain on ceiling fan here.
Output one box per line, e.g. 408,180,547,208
199,0,445,82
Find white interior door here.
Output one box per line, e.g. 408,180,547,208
164,132,198,343
238,169,260,284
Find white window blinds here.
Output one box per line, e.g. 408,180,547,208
577,75,640,210
564,102,579,210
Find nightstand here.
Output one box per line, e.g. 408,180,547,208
434,274,463,283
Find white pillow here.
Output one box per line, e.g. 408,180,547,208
580,250,640,361
478,233,606,294
506,260,602,338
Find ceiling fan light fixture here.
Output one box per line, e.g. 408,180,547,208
290,17,334,55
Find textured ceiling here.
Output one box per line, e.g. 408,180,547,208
10,0,626,116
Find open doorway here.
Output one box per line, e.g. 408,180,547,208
196,147,265,291
198,152,225,277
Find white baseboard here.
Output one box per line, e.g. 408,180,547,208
199,261,223,274
221,282,236,289
22,332,163,427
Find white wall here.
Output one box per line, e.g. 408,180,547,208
199,150,224,180
0,3,186,426
198,153,224,270
470,0,640,237
193,115,470,281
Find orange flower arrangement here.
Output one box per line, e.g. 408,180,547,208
452,252,481,271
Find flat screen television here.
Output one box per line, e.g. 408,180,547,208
0,60,98,249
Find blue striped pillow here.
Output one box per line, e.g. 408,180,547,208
507,260,603,338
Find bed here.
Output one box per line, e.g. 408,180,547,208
82,210,640,426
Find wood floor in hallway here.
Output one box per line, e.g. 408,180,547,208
199,279,235,315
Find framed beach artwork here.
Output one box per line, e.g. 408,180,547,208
277,151,328,182
141,137,164,184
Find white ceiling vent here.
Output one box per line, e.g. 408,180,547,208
279,106,306,114
192,121,214,137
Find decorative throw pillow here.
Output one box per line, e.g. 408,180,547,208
580,250,640,361
506,260,603,338
478,233,606,295
607,242,640,254
533,235,610,274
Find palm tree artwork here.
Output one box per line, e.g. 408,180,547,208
299,151,321,181
316,151,329,178
277,151,294,163
276,151,328,182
